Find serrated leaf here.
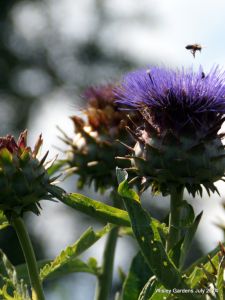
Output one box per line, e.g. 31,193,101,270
121,252,153,300
16,258,99,285
40,224,112,281
42,258,98,280
117,170,196,300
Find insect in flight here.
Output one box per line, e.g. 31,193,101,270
185,44,202,58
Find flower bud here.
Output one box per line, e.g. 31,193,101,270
63,84,136,192
0,130,61,219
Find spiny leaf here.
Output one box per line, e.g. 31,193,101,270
40,224,112,281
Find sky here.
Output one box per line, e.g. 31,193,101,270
14,0,225,298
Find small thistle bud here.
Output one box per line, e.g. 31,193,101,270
63,84,136,192
116,66,225,196
0,130,61,219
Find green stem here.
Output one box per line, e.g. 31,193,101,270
11,217,45,300
95,226,119,300
166,186,184,253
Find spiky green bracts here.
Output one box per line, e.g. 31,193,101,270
0,130,61,219
116,66,225,196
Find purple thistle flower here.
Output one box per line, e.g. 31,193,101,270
115,66,225,196
116,66,225,133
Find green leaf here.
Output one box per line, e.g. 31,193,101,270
185,251,220,288
169,238,184,269
117,169,139,202
0,211,8,230
57,190,167,237
179,211,203,269
216,255,225,300
121,252,153,300
16,257,99,285
138,276,158,300
116,169,196,299
184,242,225,275
40,224,112,281
60,192,130,227
16,260,48,284
179,201,195,228
0,250,31,300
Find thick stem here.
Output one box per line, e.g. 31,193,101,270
166,186,184,253
95,226,119,300
11,217,45,300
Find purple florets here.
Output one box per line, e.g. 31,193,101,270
116,66,225,133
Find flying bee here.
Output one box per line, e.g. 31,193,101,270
185,44,202,58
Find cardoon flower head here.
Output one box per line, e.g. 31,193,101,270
0,130,61,219
63,83,136,192
116,66,225,196
82,84,128,137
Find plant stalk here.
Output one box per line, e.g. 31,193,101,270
11,217,45,300
95,226,119,300
166,186,184,253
